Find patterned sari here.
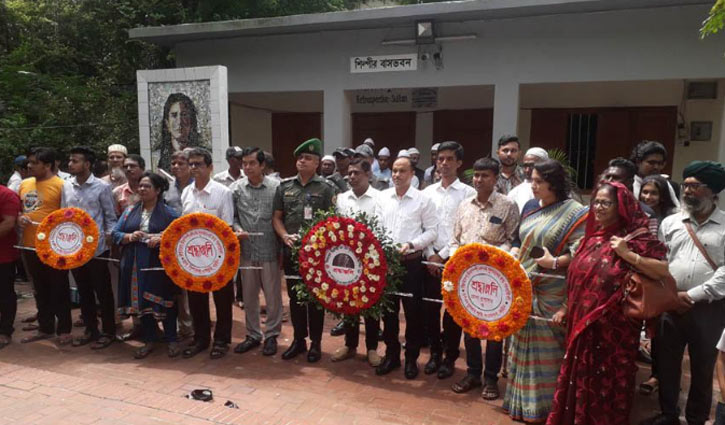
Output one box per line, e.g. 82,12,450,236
546,183,666,425
503,198,588,423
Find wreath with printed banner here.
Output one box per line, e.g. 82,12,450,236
292,210,403,320
35,207,99,270
160,212,240,293
442,243,532,341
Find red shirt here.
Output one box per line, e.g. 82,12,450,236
0,185,21,263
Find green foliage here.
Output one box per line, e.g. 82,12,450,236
290,208,404,322
0,0,369,183
546,148,577,183
701,0,725,38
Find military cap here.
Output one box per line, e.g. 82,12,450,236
294,138,323,157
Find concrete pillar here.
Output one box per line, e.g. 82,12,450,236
492,81,521,156
323,88,351,154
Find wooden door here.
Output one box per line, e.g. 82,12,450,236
433,109,493,171
272,113,322,178
351,112,417,157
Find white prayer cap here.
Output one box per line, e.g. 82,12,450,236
397,149,410,158
407,147,420,155
107,144,127,155
321,155,335,163
378,147,391,157
525,147,549,160
363,138,375,147
431,143,440,152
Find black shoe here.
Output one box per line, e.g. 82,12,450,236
404,360,419,380
234,336,261,354
281,339,307,360
182,342,209,359
638,414,680,425
262,337,277,356
375,356,401,376
424,352,442,375
330,320,346,337
437,360,455,379
307,341,322,363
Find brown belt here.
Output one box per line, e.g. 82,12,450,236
402,250,423,261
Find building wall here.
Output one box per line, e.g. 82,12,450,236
175,4,725,180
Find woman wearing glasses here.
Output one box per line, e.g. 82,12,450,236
112,171,181,359
546,182,668,425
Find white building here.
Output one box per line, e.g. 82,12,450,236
131,0,725,186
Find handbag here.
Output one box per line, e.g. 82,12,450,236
621,228,680,320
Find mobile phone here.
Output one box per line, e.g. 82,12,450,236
530,246,545,259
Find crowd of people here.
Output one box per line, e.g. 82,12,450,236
0,135,724,425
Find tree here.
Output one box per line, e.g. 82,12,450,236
701,0,725,37
0,0,368,182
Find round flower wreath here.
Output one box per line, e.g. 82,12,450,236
441,243,532,341
297,215,389,315
159,212,240,293
36,207,99,270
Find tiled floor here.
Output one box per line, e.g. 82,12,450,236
0,280,712,425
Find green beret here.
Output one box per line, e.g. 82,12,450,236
683,160,725,193
293,138,322,158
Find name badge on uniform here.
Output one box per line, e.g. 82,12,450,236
304,205,313,220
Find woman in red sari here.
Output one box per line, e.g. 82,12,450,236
546,182,669,425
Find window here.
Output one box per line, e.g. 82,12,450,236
566,114,598,190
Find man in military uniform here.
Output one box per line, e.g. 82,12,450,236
273,138,337,363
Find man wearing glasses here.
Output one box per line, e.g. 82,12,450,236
506,147,549,212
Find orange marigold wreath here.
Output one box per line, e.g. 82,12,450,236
159,213,240,293
35,208,99,270
441,243,532,341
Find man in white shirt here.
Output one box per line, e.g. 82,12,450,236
374,147,392,184
213,146,245,187
180,148,235,360
374,156,438,379
507,147,549,212
421,141,476,378
331,158,382,367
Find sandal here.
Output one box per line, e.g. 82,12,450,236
21,332,53,344
182,342,208,359
168,342,181,358
72,332,98,347
134,343,155,359
21,323,39,332
90,335,114,350
481,382,500,400
0,335,10,350
210,343,229,360
57,333,73,346
639,377,659,395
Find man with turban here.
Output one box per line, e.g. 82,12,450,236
506,147,549,212
642,161,725,425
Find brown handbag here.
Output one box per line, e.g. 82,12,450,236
621,228,680,320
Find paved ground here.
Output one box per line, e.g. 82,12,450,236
0,279,714,425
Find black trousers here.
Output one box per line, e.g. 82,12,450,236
382,257,425,361
71,251,115,336
187,280,234,346
464,334,503,383
22,251,71,335
284,249,324,343
0,262,16,337
657,300,725,425
425,272,463,360
344,317,379,351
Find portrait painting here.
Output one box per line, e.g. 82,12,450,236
137,66,229,173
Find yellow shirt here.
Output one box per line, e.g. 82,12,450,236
19,176,65,247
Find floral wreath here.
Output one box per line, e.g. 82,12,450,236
159,212,240,293
293,210,403,320
35,207,99,270
442,243,532,341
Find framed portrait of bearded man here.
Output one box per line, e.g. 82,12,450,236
137,66,228,173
